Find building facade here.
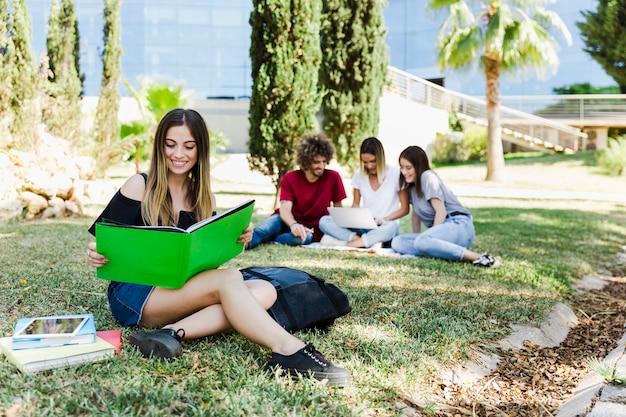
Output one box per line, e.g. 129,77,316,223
27,0,614,99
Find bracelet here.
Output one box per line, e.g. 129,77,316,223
290,222,298,229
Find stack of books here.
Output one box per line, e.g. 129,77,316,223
0,314,121,373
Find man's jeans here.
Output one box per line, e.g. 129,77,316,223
390,215,475,260
318,215,398,248
249,213,313,249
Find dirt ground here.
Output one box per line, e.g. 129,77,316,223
402,260,626,417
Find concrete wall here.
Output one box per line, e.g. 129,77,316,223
82,97,251,152
82,93,449,160
195,92,450,160
377,92,449,163
582,127,609,150
194,99,250,153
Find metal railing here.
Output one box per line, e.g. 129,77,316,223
500,95,626,123
387,67,588,152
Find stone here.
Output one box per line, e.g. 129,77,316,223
0,199,23,222
0,128,99,222
19,191,48,216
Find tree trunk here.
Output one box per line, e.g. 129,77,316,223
484,56,506,181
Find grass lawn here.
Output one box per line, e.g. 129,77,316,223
1,152,626,416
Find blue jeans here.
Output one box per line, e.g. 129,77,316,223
107,281,155,326
249,213,313,249
318,215,399,248
391,215,475,260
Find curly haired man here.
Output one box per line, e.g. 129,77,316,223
248,134,347,249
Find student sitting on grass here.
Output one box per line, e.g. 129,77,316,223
319,137,409,248
391,145,500,267
86,108,350,386
247,134,347,249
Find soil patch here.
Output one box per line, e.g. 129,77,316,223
402,272,626,416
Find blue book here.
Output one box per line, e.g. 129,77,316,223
11,314,96,350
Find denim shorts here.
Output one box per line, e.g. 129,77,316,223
107,281,155,326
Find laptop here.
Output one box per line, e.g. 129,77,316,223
327,207,378,229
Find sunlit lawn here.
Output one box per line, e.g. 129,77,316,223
1,152,625,416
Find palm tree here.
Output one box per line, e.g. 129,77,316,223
120,79,188,173
429,0,571,181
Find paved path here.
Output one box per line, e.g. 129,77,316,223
213,154,626,415
211,153,626,204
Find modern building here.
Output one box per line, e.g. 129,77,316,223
25,1,615,154
28,0,614,99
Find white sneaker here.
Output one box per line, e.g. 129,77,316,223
320,235,348,247
472,253,501,268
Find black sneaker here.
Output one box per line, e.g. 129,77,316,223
472,253,501,268
129,328,185,359
265,343,351,387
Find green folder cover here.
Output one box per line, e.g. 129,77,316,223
95,199,255,288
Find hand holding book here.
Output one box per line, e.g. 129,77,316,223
93,200,255,288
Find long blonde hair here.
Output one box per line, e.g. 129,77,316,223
142,109,213,226
359,137,387,183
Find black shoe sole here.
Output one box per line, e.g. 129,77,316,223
129,332,182,359
267,365,351,387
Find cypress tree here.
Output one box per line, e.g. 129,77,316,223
71,1,84,95
248,0,322,196
44,0,82,141
93,0,122,172
320,0,388,170
0,0,13,138
46,0,61,86
8,0,38,148
578,0,626,93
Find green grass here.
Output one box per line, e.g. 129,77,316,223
1,153,626,416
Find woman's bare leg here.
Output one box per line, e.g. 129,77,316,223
141,268,304,355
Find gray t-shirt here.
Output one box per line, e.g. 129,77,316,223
409,170,470,228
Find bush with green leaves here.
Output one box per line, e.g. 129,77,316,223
120,79,188,173
120,79,229,173
432,126,487,163
597,136,626,176
462,126,488,161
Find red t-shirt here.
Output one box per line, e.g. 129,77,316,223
277,169,347,241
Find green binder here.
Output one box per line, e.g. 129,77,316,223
95,200,255,288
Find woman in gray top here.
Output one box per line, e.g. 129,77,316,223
390,146,499,267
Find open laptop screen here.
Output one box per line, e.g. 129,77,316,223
327,207,378,229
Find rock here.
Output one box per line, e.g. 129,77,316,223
84,180,117,204
50,174,74,200
23,169,58,199
19,191,48,219
41,197,66,219
65,199,83,216
74,156,96,180
0,199,23,222
0,127,100,223
0,170,20,201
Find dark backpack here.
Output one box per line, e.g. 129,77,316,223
241,266,351,333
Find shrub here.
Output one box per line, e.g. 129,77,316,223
462,126,488,161
432,127,487,163
597,136,626,176
433,132,462,163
